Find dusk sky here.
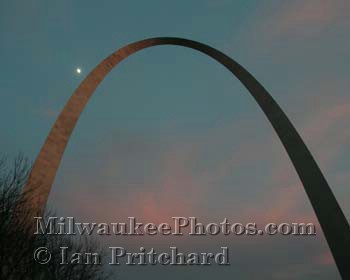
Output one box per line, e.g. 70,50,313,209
1,0,349,279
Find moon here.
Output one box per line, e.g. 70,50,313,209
76,68,81,74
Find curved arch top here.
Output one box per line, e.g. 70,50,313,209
24,37,349,278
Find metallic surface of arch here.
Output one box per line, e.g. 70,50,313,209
24,37,350,278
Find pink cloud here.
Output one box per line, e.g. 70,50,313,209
270,0,344,36
234,0,349,49
315,251,335,265
300,97,350,169
59,147,206,225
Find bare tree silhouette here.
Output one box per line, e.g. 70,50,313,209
0,155,112,280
